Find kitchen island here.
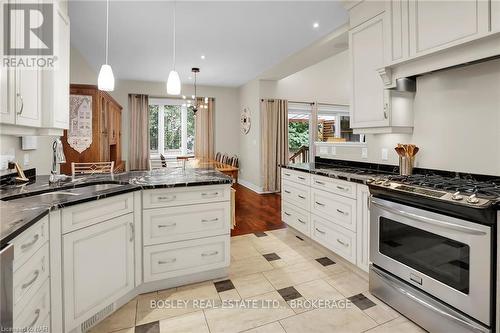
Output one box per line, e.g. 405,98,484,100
0,168,232,333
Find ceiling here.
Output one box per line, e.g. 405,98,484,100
68,1,348,87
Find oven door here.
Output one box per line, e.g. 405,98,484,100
370,197,491,326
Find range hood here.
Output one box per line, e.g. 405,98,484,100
383,55,500,93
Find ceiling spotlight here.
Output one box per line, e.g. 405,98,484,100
201,55,206,60
313,22,319,29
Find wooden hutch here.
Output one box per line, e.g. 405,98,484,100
60,84,125,174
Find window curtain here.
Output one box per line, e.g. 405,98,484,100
128,94,150,170
194,97,215,159
261,99,289,192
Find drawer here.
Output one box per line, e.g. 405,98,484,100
143,185,230,209
311,215,356,264
143,235,230,282
281,202,310,237
311,174,357,199
311,188,357,232
13,217,49,270
62,193,133,234
282,180,310,209
143,202,231,245
281,168,310,186
13,242,50,317
13,278,50,330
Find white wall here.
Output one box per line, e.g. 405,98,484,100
261,50,350,105
69,47,240,170
0,136,57,175
238,79,262,189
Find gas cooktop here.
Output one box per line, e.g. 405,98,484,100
368,174,500,208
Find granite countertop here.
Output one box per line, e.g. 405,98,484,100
282,162,395,184
0,168,232,247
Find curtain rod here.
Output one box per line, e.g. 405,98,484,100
261,99,314,105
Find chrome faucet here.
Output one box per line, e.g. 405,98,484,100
49,138,69,184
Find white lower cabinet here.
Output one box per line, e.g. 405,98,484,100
13,278,51,330
143,235,230,282
62,213,135,331
281,169,370,271
311,214,357,265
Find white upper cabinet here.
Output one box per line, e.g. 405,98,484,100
41,3,70,130
349,14,389,129
385,0,410,64
408,0,489,57
492,0,500,32
15,69,42,127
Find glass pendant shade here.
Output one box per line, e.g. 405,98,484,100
98,64,115,91
167,70,181,95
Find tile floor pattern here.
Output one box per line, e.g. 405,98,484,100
88,229,427,333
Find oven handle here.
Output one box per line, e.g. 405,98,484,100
371,268,489,333
370,200,487,236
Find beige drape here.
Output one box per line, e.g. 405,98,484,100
194,98,215,159
261,99,289,192
128,94,150,171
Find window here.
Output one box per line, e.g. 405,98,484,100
149,98,195,157
288,102,313,163
317,104,363,143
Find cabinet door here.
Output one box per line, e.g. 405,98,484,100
349,13,389,129
15,69,41,127
0,68,14,124
492,0,500,33
100,96,109,160
408,0,489,57
52,6,70,128
385,0,409,64
356,185,370,272
108,105,116,145
62,214,134,331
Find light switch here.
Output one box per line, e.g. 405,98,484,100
381,148,388,161
361,148,368,159
331,146,336,156
24,153,30,166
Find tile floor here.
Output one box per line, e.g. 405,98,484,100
89,229,427,333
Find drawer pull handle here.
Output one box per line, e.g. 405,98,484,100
28,309,41,328
21,270,40,290
284,190,291,194
315,181,325,185
158,258,176,264
158,223,177,228
315,228,326,234
201,218,219,223
284,211,291,216
297,195,306,199
20,234,40,251
17,93,24,115
157,195,176,201
284,173,291,176
201,192,219,197
336,239,349,247
129,223,134,242
315,201,325,207
201,251,219,257
336,186,348,192
297,218,306,224
297,176,306,180
336,209,348,216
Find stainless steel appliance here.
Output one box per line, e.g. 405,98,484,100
368,174,499,333
0,244,14,330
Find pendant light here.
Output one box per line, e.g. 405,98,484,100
98,0,115,91
166,1,181,95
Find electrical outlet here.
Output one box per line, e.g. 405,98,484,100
331,146,336,156
361,148,368,159
23,153,30,166
381,148,388,161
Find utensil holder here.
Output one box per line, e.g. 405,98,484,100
399,156,415,176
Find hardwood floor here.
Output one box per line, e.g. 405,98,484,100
231,183,286,236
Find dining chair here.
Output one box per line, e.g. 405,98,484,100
71,161,114,176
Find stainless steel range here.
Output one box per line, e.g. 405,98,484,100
367,174,499,333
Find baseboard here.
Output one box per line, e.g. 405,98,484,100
237,178,277,194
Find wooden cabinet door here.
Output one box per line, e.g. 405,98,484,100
100,96,109,161
408,0,489,57
62,214,135,332
108,105,117,145
349,13,390,129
